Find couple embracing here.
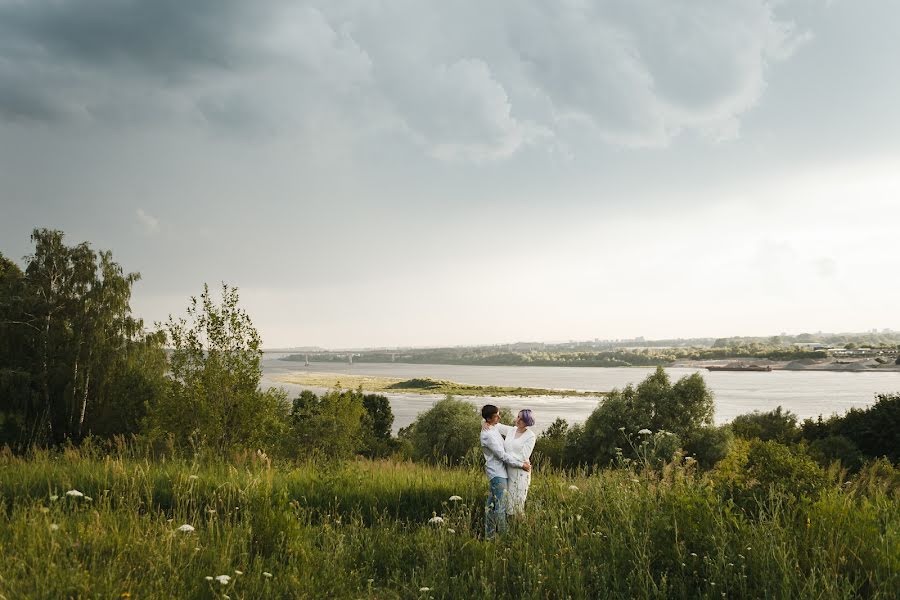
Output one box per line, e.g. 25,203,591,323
479,404,536,538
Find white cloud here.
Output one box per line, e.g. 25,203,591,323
136,208,160,234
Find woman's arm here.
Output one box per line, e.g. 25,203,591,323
494,423,515,437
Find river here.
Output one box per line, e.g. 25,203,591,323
260,355,900,433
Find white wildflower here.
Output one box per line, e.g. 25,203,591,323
50,523,60,531
638,429,652,435
214,575,231,585
568,485,579,491
49,494,59,501
447,528,456,534
449,495,463,502
690,553,698,557
617,427,626,432
234,570,243,576
65,489,84,498
84,496,92,501
205,576,213,581
263,572,273,578
576,515,582,522
177,524,195,533
428,516,445,525
419,587,431,592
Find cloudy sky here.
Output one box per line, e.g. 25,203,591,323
1,0,898,348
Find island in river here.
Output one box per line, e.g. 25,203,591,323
274,372,607,398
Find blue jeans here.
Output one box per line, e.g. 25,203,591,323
485,476,508,538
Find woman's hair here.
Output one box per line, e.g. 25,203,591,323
518,409,535,427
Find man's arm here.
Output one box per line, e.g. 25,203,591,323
482,431,524,468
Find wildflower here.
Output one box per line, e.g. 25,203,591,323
738,554,745,560
690,553,698,557
618,427,626,432
84,496,93,501
568,485,579,491
188,475,199,480
575,514,582,522
207,509,217,514
234,570,243,576
194,547,200,551
65,489,84,498
447,528,456,534
214,575,231,585
49,495,59,501
419,587,431,592
366,578,373,584
50,523,60,531
40,506,50,514
681,563,686,567
428,516,445,525
638,429,652,435
205,576,213,581
263,572,273,578
746,546,752,551
449,495,463,502
177,524,195,533
167,518,174,523
728,563,734,567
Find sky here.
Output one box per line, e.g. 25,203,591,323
1,0,899,349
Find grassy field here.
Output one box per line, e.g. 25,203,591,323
0,448,897,599
276,372,607,398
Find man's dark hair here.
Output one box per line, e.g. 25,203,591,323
481,404,499,421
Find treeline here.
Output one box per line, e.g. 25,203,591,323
2,230,898,488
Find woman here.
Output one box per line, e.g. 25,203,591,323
492,409,536,516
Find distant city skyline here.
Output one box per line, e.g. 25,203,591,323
2,1,899,348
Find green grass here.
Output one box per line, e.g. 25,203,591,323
0,449,897,599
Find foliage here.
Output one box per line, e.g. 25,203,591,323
714,439,828,510
533,417,569,467
144,283,287,455
801,393,900,463
0,230,165,447
683,424,734,469
730,405,801,445
578,367,717,466
401,396,481,464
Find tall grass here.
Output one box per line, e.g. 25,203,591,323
0,448,896,599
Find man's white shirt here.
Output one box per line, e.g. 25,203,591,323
480,425,524,479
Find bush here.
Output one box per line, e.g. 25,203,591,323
715,439,828,509
579,367,714,466
533,417,568,468
285,389,368,460
730,406,800,444
402,396,480,464
684,425,733,469
801,393,900,463
808,435,864,471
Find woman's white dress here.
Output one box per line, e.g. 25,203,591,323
495,424,536,515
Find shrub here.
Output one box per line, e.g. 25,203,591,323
715,440,828,509
808,435,864,471
402,396,480,464
801,393,900,463
684,425,733,469
579,367,714,466
730,406,800,444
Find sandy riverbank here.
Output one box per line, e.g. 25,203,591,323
672,358,900,372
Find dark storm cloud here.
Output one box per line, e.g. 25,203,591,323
0,0,809,158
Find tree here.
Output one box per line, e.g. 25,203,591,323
402,396,480,464
286,388,367,460
144,283,287,454
579,367,716,466
730,406,800,445
1,230,163,447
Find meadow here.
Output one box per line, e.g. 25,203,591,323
1,446,897,599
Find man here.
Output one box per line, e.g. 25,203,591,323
480,404,531,538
